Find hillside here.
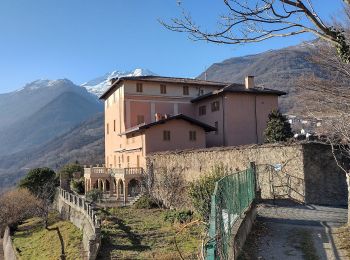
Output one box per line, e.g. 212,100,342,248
0,113,104,190
197,42,333,113
0,79,102,156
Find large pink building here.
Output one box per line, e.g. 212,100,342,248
84,75,285,204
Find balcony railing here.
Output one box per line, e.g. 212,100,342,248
109,167,145,176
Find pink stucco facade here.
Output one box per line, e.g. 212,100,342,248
84,76,284,198
194,93,278,147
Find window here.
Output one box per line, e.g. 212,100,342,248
214,121,218,135
163,130,171,141
127,156,130,166
160,84,167,94
106,123,109,135
183,85,189,95
137,115,145,125
106,156,109,166
199,105,206,116
113,120,116,132
114,155,116,167
189,131,197,141
136,83,143,93
211,101,220,112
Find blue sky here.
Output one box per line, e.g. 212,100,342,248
0,0,344,93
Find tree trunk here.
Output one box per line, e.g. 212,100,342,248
347,174,350,225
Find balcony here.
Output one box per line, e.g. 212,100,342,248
84,165,145,178
109,167,145,177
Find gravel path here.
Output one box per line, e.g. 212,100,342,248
240,200,348,260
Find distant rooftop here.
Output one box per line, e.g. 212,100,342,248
99,75,228,99
191,83,286,102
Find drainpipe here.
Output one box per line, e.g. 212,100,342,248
222,95,226,146
254,95,258,143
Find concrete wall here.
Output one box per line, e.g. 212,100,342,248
147,142,348,207
56,189,101,260
3,226,16,260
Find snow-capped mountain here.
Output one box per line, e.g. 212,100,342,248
81,68,156,96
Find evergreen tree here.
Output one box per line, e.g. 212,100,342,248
264,110,293,143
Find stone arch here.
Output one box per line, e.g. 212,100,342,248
105,180,110,192
118,179,124,196
113,179,117,194
98,179,105,191
128,178,141,197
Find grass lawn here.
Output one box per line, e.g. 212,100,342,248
334,225,350,258
12,212,84,260
98,207,206,260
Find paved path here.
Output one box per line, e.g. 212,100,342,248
241,200,349,260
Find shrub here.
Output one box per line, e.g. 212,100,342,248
86,189,103,203
59,164,83,179
188,165,226,222
164,210,193,224
133,195,159,209
18,167,58,201
264,109,293,143
71,178,85,194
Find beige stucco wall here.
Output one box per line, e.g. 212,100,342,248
147,142,348,208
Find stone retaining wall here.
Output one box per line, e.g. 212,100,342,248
56,188,101,260
147,142,348,207
3,226,16,260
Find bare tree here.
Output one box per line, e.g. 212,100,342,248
152,167,187,208
161,0,350,62
296,41,350,223
0,188,38,232
34,182,57,228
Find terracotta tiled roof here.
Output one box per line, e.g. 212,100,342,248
99,76,227,99
119,114,216,135
191,83,286,102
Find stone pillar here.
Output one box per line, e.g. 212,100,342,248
123,181,128,205
116,180,119,199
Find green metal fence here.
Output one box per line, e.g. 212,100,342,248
206,167,256,260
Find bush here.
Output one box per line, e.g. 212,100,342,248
264,109,293,143
71,178,85,194
18,167,58,201
59,164,83,179
164,210,193,224
188,165,226,222
133,195,159,209
86,189,103,203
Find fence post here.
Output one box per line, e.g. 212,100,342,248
249,162,258,199
207,183,218,260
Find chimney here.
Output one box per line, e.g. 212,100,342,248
155,113,162,121
245,76,254,89
110,78,118,86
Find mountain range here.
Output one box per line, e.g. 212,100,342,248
197,42,332,113
0,68,155,191
0,45,336,190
